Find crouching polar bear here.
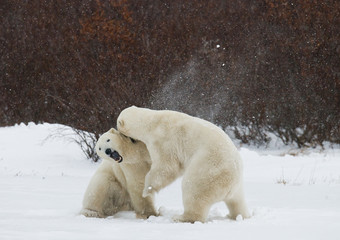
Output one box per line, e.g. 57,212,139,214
117,106,250,223
81,128,157,219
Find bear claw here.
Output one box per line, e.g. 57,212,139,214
80,209,104,218
142,186,154,198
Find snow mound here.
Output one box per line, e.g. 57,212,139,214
0,123,339,240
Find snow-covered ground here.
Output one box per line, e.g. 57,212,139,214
0,123,339,240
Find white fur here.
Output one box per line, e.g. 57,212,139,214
117,106,250,222
81,128,157,219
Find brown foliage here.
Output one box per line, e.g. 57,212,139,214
1,0,339,156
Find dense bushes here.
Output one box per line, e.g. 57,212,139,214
1,0,339,157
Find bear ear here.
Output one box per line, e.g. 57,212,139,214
118,120,125,127
109,128,117,133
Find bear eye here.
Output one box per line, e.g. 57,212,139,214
99,147,101,151
107,139,110,142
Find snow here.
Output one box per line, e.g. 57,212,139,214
1,123,340,240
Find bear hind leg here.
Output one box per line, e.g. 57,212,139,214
224,186,251,220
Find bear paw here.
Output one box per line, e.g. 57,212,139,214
80,208,105,218
136,211,159,219
172,213,205,223
142,186,155,198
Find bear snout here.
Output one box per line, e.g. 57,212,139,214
105,148,112,155
104,148,123,163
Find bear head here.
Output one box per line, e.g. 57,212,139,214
95,128,137,164
117,106,153,140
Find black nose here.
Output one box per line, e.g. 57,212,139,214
105,148,112,155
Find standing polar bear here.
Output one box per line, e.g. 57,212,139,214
117,106,250,223
81,128,157,219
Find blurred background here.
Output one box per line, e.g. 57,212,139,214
1,0,339,159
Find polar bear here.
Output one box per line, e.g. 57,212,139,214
117,106,250,223
81,128,158,219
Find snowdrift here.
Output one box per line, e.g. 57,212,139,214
1,123,339,240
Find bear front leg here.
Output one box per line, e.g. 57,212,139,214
142,170,161,198
125,181,158,218
81,160,132,217
142,184,155,198
143,160,181,198
81,161,114,217
133,195,158,219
